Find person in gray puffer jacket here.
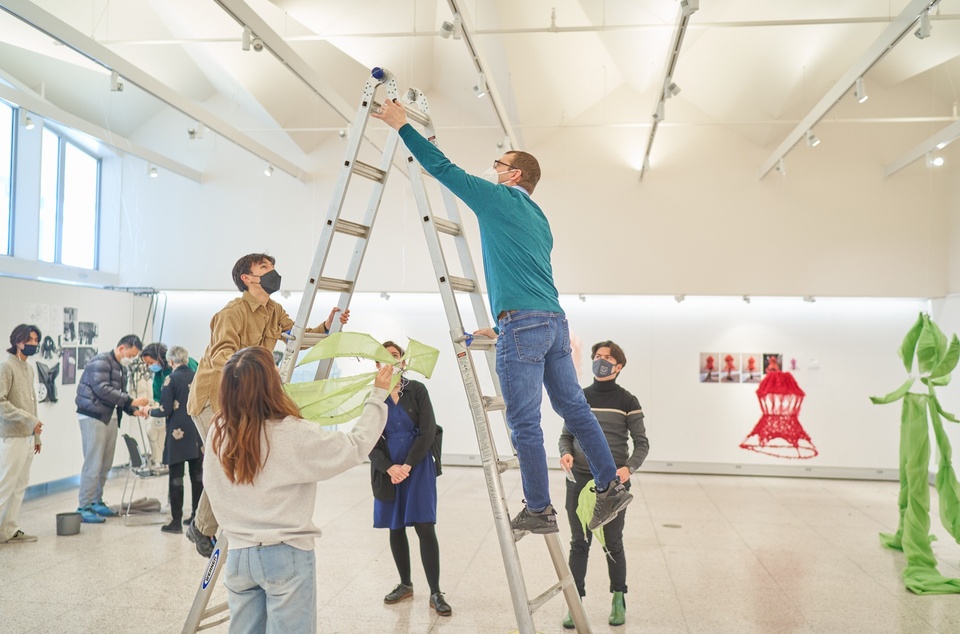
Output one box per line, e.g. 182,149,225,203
74,334,149,523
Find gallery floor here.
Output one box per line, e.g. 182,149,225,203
2,465,959,633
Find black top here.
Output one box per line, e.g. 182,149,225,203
149,365,202,464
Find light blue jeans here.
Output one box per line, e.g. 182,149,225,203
78,415,118,507
223,543,317,634
496,310,618,512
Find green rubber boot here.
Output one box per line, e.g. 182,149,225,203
562,611,575,629
609,591,626,626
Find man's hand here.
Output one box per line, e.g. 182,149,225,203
34,442,41,455
472,328,498,341
131,397,149,408
387,464,408,485
616,466,631,484
33,422,43,435
371,98,408,131
323,307,351,332
559,454,573,471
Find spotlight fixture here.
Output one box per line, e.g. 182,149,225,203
665,81,681,98
187,124,204,140
915,10,931,39
440,14,462,40
674,294,685,303
742,295,751,304
776,158,786,175
148,165,158,178
854,77,868,103
936,141,948,150
681,0,699,17
926,153,944,168
473,73,487,99
242,26,251,51
19,110,35,130
110,70,123,92
653,101,665,121
264,164,274,176
496,135,510,150
380,291,391,301
803,295,816,303
251,37,263,52
578,294,586,302
338,129,347,138
806,130,820,147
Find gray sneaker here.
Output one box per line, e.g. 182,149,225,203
588,480,633,531
3,530,37,543
511,504,559,535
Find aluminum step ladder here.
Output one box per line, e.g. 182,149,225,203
182,67,592,634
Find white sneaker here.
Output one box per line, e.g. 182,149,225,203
3,530,38,543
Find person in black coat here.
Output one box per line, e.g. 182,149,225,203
146,345,202,534
368,341,450,617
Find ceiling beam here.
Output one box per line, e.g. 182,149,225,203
883,118,960,177
0,82,202,182
0,0,308,181
446,0,520,150
640,0,697,180
758,0,942,180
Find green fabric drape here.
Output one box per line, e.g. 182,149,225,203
284,332,439,426
872,313,960,594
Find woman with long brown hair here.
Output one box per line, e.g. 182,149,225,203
203,346,392,634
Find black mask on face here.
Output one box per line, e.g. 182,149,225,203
256,269,281,295
21,344,38,357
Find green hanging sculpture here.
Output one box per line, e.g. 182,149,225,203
871,312,960,594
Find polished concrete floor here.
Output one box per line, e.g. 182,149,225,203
2,465,960,633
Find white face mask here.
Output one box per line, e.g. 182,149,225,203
481,167,501,184
119,356,134,368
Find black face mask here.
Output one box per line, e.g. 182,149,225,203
257,269,282,295
21,344,38,357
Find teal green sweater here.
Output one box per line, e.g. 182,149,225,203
398,124,563,322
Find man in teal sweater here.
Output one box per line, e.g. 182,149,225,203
374,100,631,534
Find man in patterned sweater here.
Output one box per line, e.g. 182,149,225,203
559,340,649,629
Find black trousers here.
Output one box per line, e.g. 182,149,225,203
564,474,628,596
168,458,203,523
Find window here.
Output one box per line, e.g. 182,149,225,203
39,128,100,268
0,102,12,256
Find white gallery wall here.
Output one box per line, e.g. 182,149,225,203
157,289,926,478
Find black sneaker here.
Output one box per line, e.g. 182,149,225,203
430,592,452,616
185,520,215,557
588,479,633,531
160,521,182,534
384,583,413,604
511,504,559,535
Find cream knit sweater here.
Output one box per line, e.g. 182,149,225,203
0,354,39,439
203,387,388,551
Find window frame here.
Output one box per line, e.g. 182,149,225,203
40,125,101,270
0,102,15,257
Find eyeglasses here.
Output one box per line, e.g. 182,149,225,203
493,159,514,170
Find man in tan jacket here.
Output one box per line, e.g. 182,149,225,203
185,252,348,556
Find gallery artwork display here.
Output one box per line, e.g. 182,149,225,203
699,353,718,383
739,369,817,459
700,351,782,384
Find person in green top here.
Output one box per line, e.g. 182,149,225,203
373,99,632,536
141,343,198,402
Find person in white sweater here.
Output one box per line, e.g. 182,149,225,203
204,345,392,634
0,324,43,544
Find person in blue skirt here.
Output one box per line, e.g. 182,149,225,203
369,340,451,617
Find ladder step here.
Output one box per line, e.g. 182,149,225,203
528,578,573,613
334,219,371,239
350,160,387,183
372,99,430,127
497,456,519,473
482,395,505,411
433,217,462,236
447,276,476,293
296,332,329,350
317,276,353,293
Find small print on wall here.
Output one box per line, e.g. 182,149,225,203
78,322,99,346
700,352,720,383
742,353,762,383
78,347,98,370
721,353,741,383
62,348,78,385
763,353,783,374
63,307,77,344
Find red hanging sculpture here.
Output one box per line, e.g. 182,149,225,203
740,370,818,459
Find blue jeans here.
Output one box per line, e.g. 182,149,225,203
223,544,317,634
496,310,617,511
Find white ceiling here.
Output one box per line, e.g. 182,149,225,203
1,0,958,174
